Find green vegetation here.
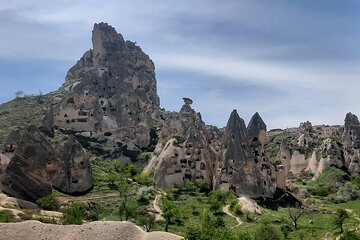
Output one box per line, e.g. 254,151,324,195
0,210,17,223
61,202,85,225
36,193,60,211
0,94,53,142
333,208,349,233
137,152,152,161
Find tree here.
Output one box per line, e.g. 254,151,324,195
36,193,60,211
161,198,180,232
333,208,349,233
117,176,132,220
288,203,305,229
137,214,155,232
61,202,85,225
15,90,24,98
255,223,285,240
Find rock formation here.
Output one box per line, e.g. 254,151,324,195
342,112,360,175
218,110,276,198
0,125,93,201
53,135,93,194
0,125,55,202
43,22,160,160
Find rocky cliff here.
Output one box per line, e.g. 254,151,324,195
41,23,281,199
267,112,360,180
0,125,93,201
43,22,161,161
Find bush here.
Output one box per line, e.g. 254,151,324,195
0,210,16,223
137,186,156,205
136,172,155,186
198,179,211,193
36,193,60,211
232,203,242,216
236,231,253,240
339,230,360,240
173,134,186,145
254,223,285,240
61,202,85,225
331,182,359,203
137,152,152,161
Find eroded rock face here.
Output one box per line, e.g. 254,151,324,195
0,125,93,202
218,111,276,198
53,135,93,194
44,22,161,159
146,100,219,188
342,112,360,175
0,125,56,202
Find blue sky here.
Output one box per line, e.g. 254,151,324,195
0,0,359,129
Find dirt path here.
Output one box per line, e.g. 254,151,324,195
223,205,243,227
149,193,164,221
58,193,119,203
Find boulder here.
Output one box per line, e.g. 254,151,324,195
53,135,93,194
0,125,56,202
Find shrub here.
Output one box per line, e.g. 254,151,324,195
137,152,152,161
0,210,16,223
339,230,360,240
232,203,242,216
136,172,155,186
61,202,85,225
331,182,359,203
173,134,186,145
236,231,253,240
137,186,156,205
254,223,285,240
36,193,60,211
198,179,211,193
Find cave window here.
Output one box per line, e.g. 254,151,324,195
66,97,75,104
64,114,68,118
78,111,88,116
184,170,192,180
66,120,70,124
263,181,267,186
304,139,307,145
104,132,112,136
252,137,258,142
77,118,87,123
71,119,75,123
200,162,206,170
254,150,259,157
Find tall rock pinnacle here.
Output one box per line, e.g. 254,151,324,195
43,22,161,159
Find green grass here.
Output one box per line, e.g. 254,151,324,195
0,94,53,143
0,210,17,222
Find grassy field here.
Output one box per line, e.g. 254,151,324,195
0,94,52,142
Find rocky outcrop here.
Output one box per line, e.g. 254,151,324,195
43,22,161,160
342,112,360,175
0,125,93,202
0,125,56,202
145,98,218,188
218,110,276,198
53,135,93,194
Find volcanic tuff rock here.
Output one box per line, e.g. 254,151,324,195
3,22,281,200
0,125,55,202
43,22,160,160
270,112,360,178
218,110,276,198
0,125,93,201
53,135,93,194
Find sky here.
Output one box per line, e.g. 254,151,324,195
0,0,359,129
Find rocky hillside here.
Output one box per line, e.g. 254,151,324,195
0,22,358,203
